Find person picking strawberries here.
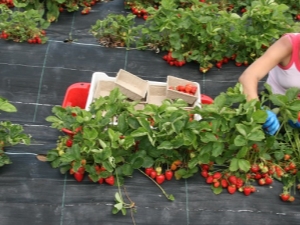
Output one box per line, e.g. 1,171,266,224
238,33,300,135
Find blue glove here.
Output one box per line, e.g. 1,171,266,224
262,110,280,135
288,120,300,128
288,112,300,128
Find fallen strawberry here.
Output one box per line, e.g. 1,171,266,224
243,186,252,196
105,175,115,186
280,193,290,202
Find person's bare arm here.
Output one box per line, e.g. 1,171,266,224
238,35,292,100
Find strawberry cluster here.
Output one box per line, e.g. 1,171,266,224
169,83,197,96
163,51,186,67
0,0,14,8
201,163,256,196
124,1,150,20
27,31,46,44
0,31,9,39
144,160,183,185
144,166,174,184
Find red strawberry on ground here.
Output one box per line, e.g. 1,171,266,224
105,176,115,186
243,186,252,196
280,193,290,202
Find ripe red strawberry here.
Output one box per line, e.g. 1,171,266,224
251,164,259,173
221,179,228,188
243,186,252,196
201,170,209,178
77,166,85,174
206,175,214,184
280,193,290,202
254,173,262,180
201,164,210,171
145,167,153,176
185,84,192,93
265,176,273,185
190,86,197,94
156,174,165,184
227,185,236,194
258,178,265,186
74,172,84,182
98,178,104,184
66,139,73,147
165,170,173,180
236,178,244,188
35,37,42,44
105,176,115,186
213,172,222,180
176,85,185,92
222,57,229,64
213,181,220,188
150,170,157,179
215,62,222,69
228,175,237,185
289,162,296,169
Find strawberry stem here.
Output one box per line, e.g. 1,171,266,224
138,169,175,201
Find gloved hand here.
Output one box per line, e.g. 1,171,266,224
288,112,300,128
262,110,280,135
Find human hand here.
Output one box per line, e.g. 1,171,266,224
262,110,280,135
288,112,300,128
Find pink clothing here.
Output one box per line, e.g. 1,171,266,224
266,33,300,94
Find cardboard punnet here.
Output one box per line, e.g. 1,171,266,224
147,81,168,106
85,72,115,110
93,80,116,99
166,76,200,105
115,69,148,101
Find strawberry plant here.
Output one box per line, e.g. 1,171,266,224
90,13,140,48
0,0,14,8
46,81,300,205
0,96,31,167
230,0,296,65
112,0,300,72
0,4,49,43
192,83,300,200
46,87,198,183
13,0,100,22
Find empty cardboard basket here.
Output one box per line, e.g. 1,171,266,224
115,69,148,101
93,80,116,99
166,76,200,105
147,83,167,106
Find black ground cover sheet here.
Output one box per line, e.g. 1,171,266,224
0,1,299,224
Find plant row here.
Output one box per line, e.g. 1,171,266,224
0,97,31,167
2,83,300,214
1,0,300,72
44,84,300,210
90,0,300,73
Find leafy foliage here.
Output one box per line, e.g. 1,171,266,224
0,97,31,167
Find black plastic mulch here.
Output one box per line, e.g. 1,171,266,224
0,1,299,225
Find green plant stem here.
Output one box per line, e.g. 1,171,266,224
292,129,300,159
138,169,174,201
